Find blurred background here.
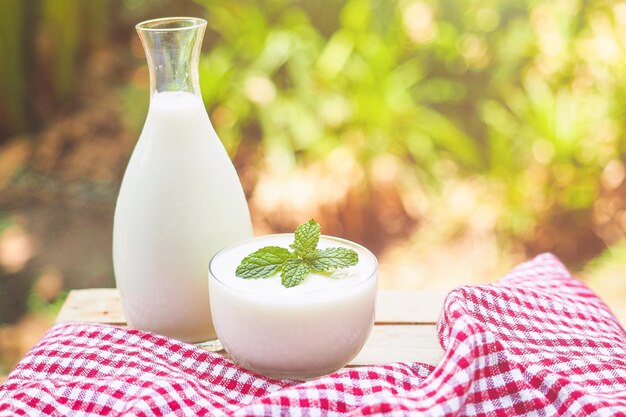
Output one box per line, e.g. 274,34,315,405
2,0,626,379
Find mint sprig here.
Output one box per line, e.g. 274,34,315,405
281,258,311,288
235,219,359,288
235,246,294,278
310,247,358,271
290,219,320,259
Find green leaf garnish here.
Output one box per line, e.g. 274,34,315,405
281,259,311,288
309,247,359,272
235,246,294,279
290,219,321,259
235,219,359,288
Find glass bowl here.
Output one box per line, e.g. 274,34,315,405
208,234,378,380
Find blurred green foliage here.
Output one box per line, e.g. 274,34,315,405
0,0,109,135
2,0,626,258
187,0,626,249
27,290,67,317
0,1,27,132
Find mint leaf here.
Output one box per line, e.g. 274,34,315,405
281,259,311,288
290,219,321,259
234,219,361,288
236,246,294,279
310,247,359,272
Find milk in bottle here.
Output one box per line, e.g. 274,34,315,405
113,17,252,342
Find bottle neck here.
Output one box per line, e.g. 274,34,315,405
136,17,206,97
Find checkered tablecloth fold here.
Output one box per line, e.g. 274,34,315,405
1,253,625,416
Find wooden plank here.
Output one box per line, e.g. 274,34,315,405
199,326,444,367
56,289,125,324
376,290,447,324
55,288,446,367
57,288,448,325
350,325,443,366
202,326,444,367
50,288,448,376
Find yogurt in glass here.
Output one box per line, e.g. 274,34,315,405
208,234,378,380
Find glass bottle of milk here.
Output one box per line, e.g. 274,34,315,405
113,17,253,343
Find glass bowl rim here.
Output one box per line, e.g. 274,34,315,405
209,233,378,297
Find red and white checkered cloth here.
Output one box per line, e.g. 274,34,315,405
2,253,626,416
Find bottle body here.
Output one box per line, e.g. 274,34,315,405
113,91,252,342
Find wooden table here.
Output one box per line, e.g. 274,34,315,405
55,288,447,368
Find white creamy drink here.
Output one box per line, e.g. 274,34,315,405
209,234,377,379
114,91,252,342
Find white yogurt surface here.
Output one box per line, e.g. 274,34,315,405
211,234,376,298
208,234,378,379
